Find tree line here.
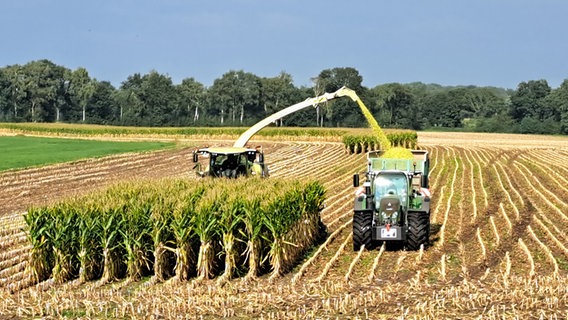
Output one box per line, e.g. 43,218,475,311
0,59,566,134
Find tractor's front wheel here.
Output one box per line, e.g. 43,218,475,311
353,211,373,250
406,211,430,250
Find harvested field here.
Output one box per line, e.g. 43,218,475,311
1,132,567,318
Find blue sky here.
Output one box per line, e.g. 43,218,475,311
2,0,567,89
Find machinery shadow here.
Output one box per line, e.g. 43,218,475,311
428,222,443,246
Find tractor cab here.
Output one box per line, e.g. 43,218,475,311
373,172,409,210
192,147,269,178
352,149,431,250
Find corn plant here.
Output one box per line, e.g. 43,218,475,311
342,135,360,154
298,181,326,245
77,204,103,283
47,204,80,284
23,207,53,284
121,199,153,283
263,182,303,280
241,187,266,281
217,188,247,284
98,206,125,284
171,183,205,282
194,185,222,280
148,183,177,284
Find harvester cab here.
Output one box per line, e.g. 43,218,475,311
192,146,269,178
352,150,431,250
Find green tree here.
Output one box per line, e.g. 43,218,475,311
3,65,27,121
87,81,117,124
259,72,296,126
461,87,508,119
176,78,206,125
543,79,568,134
138,71,177,126
282,86,318,127
54,70,73,122
207,70,262,125
421,90,462,128
510,80,551,122
370,83,417,129
312,67,366,127
20,60,66,122
117,73,144,125
0,69,10,121
68,67,96,122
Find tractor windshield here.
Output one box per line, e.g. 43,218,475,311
373,173,408,207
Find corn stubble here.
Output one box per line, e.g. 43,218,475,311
4,137,568,318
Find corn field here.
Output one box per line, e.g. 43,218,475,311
23,177,325,287
0,132,567,318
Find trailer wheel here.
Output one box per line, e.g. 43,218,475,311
353,211,373,250
406,211,429,250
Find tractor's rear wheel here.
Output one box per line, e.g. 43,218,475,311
406,211,430,250
353,211,373,250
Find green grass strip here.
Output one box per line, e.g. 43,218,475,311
0,136,175,171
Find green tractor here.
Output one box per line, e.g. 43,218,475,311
192,146,269,178
352,150,431,250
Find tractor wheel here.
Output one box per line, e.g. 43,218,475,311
353,211,373,250
406,211,430,250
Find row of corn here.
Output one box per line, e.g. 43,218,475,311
0,123,413,144
0,123,245,137
342,130,418,154
0,123,335,138
24,177,326,285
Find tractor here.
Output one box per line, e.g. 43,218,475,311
352,150,431,250
192,146,269,178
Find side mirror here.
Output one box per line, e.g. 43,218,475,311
192,152,198,163
353,174,359,187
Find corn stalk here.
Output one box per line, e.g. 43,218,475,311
47,204,79,284
77,205,102,283
171,185,205,281
149,189,175,284
99,207,125,285
217,190,245,284
23,207,53,284
194,187,222,280
121,200,153,283
241,193,264,281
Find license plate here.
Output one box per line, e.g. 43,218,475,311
380,227,397,238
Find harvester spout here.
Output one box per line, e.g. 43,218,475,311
233,86,356,148
333,86,359,102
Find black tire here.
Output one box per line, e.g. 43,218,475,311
353,211,373,250
406,211,430,250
